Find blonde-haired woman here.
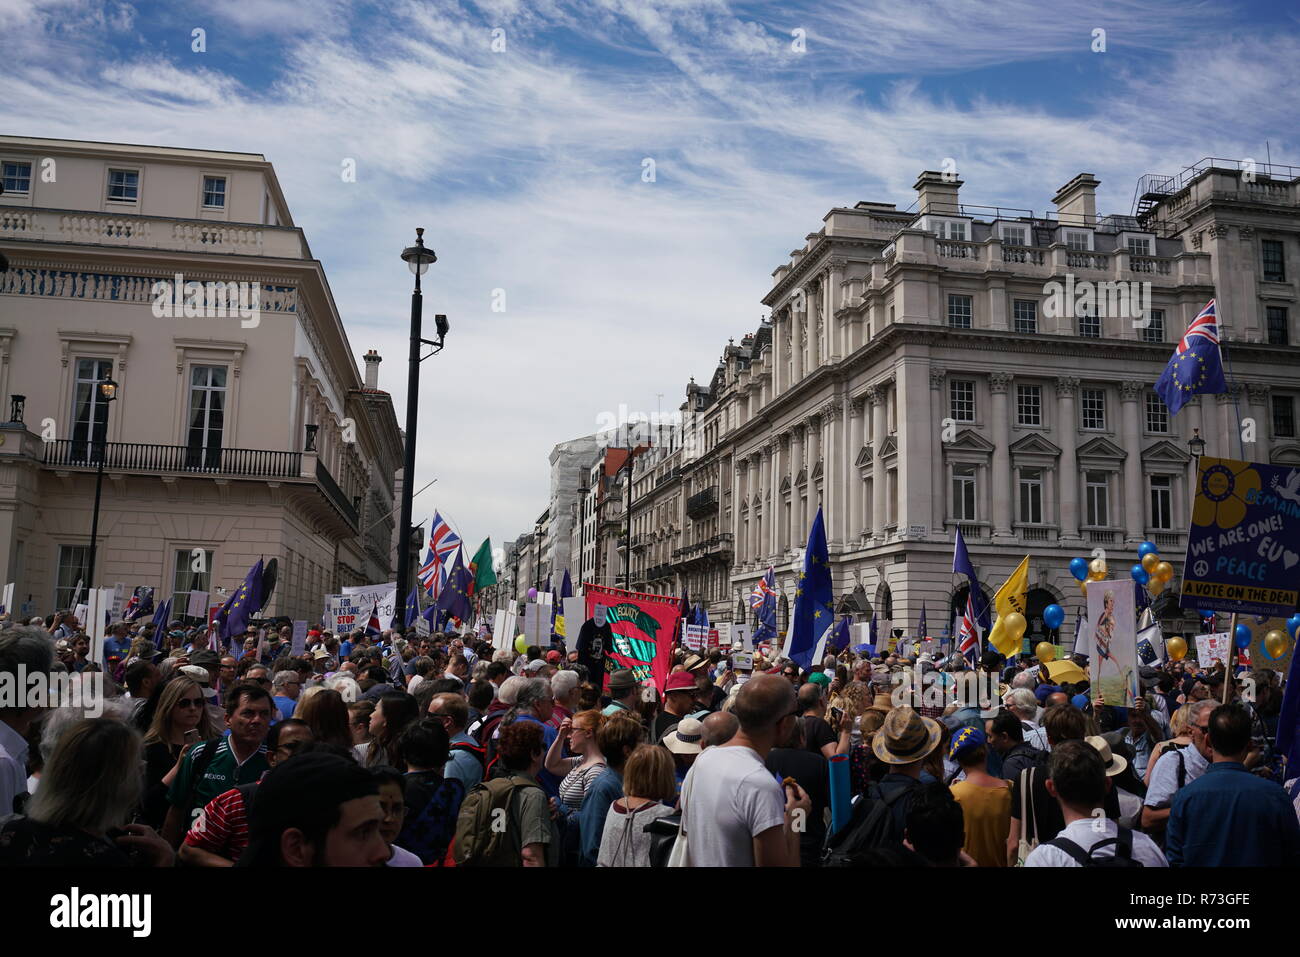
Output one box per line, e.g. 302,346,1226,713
0,719,172,866
141,676,216,828
546,709,608,811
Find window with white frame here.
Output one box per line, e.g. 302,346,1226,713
1145,392,1169,433
2,160,32,193
107,168,139,202
70,357,114,458
953,465,977,521
932,219,968,241
1149,475,1173,529
1065,230,1092,251
1126,237,1152,256
1013,299,1038,334
202,176,227,209
948,294,973,328
1141,308,1165,343
55,545,90,611
1081,388,1106,430
950,380,975,422
1016,385,1042,426
1000,224,1027,246
1077,301,1101,338
186,365,228,468
1085,471,1110,526
1019,468,1043,524
172,548,215,615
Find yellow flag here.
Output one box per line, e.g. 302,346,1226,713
986,556,1030,657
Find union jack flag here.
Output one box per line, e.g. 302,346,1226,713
751,566,777,644
750,567,776,609
1178,299,1219,352
417,546,439,595
958,593,980,666
429,512,461,564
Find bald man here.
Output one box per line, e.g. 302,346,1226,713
680,675,809,867
701,711,739,748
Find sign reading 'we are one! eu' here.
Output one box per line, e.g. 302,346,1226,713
1181,457,1300,617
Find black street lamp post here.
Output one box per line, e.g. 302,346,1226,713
394,229,446,630
86,376,118,589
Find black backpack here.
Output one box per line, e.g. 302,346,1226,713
821,780,915,866
1047,825,1144,868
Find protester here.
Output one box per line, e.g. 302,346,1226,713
459,720,557,866
427,692,485,793
1141,699,1214,842
546,710,607,811
371,766,423,866
602,669,640,718
178,719,314,866
298,688,355,753
162,680,273,847
764,707,829,867
1165,704,1300,866
653,671,698,741
1023,740,1167,867
701,710,739,748
364,692,420,768
679,674,810,866
239,752,389,867
902,782,973,867
576,713,642,866
947,726,1010,867
397,718,464,864
141,675,218,829
0,718,173,867
597,745,678,867
271,670,302,722
0,627,54,820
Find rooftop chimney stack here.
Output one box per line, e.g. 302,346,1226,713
1053,173,1100,226
913,170,963,216
364,349,381,389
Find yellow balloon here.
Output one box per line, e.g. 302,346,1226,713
1264,629,1289,660
1080,581,1089,596
1166,636,1187,661
1141,553,1159,574
1003,612,1027,640
1088,558,1107,580
1035,641,1056,663
1155,561,1174,583
1148,577,1165,596
515,635,527,654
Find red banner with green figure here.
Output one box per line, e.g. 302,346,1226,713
583,583,679,693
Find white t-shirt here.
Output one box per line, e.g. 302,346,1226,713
1023,817,1168,867
1143,743,1208,809
680,745,785,867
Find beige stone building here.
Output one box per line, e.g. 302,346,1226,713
614,160,1300,648
0,135,402,621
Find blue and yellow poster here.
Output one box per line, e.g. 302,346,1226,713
1181,457,1300,617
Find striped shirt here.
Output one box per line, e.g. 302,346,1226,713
184,785,253,863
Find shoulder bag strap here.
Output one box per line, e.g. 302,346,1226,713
1045,836,1091,866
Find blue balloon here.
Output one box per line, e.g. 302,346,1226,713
1199,608,1217,620
1130,564,1150,585
1235,624,1252,649
1137,541,1159,559
1069,557,1088,582
1288,614,1300,639
1043,604,1065,630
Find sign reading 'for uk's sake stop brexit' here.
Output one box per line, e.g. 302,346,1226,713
1181,457,1300,616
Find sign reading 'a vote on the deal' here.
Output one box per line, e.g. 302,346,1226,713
1181,457,1300,616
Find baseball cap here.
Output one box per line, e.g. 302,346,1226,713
545,650,561,664
524,659,548,673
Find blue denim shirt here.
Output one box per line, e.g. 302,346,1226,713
1166,761,1300,866
576,766,624,867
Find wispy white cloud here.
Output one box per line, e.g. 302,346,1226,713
0,0,1293,553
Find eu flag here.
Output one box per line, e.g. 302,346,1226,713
952,528,992,631
1154,299,1227,414
218,559,263,641
399,588,419,629
784,507,833,671
435,548,473,623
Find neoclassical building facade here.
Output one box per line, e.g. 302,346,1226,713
617,162,1300,648
0,135,403,620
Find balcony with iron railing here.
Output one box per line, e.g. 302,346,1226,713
672,532,734,563
686,485,719,518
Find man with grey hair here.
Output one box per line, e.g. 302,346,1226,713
549,669,580,727
491,676,561,799
1005,687,1047,750
271,669,301,722
1141,698,1214,841
0,626,55,819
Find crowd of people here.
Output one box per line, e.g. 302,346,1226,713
1,609,1298,868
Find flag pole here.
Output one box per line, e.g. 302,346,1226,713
1223,612,1237,705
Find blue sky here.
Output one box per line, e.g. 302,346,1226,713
1,0,1297,563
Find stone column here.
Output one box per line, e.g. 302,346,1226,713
730,455,741,560
929,366,946,536
869,385,887,541
823,402,843,546
746,455,760,564
848,399,864,542
789,426,804,551
989,372,1014,540
772,312,785,396
806,413,823,531
896,360,933,538
792,297,805,383
1056,376,1081,544
757,445,769,563
808,280,821,370
1120,380,1146,544
773,433,788,555
828,260,845,360
1248,384,1271,464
